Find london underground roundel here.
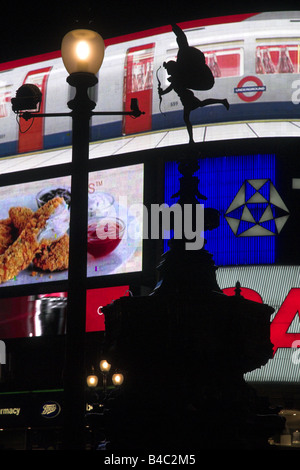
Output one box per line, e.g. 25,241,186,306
234,76,266,102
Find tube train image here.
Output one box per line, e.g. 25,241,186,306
0,11,300,158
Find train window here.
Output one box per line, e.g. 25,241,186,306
203,47,244,78
256,41,300,74
0,84,12,118
166,41,244,78
122,43,155,135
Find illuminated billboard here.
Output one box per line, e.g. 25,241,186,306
165,153,281,265
87,163,143,277
0,11,299,164
0,286,129,339
164,146,300,266
0,163,143,287
217,265,300,383
86,285,129,332
0,175,71,287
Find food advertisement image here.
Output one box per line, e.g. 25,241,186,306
0,164,143,287
87,164,144,277
0,175,71,287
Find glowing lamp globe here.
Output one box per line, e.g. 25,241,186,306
61,29,105,75
99,360,111,373
86,374,98,388
112,373,124,386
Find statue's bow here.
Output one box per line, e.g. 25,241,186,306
156,66,165,116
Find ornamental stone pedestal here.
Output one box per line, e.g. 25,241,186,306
102,155,285,450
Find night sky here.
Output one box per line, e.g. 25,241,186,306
1,0,299,64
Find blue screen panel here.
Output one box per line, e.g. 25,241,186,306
164,154,276,265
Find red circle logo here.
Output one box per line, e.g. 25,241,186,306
235,76,265,102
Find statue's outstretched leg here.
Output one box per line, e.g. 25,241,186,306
183,109,195,144
199,98,229,110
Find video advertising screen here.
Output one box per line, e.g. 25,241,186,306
165,154,278,266
87,163,144,277
0,163,143,288
0,175,71,287
1,11,300,170
217,265,300,384
0,286,129,339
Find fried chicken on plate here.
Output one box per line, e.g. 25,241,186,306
0,197,69,284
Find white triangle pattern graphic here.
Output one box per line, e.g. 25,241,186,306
225,179,290,237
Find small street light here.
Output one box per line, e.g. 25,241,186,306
86,366,99,388
112,372,124,387
99,359,111,373
86,360,123,450
86,360,124,393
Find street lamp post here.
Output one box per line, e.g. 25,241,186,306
11,26,143,450
61,29,105,451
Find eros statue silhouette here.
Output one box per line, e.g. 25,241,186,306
158,24,229,144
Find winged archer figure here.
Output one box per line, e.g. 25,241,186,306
158,24,229,144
